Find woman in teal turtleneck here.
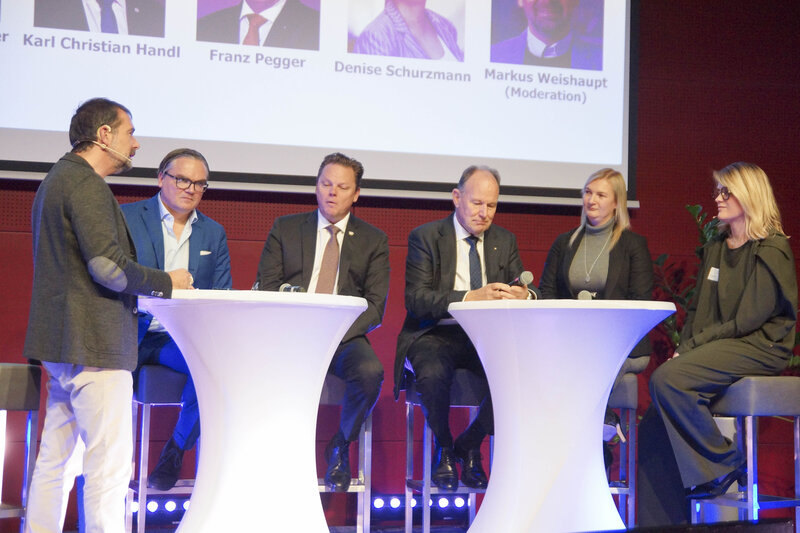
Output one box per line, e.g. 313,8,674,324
539,168,655,467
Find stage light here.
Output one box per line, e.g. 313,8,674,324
183,500,190,511
362,493,470,525
130,501,140,513
164,500,177,512
146,500,158,513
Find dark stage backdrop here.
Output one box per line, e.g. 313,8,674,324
1,1,799,529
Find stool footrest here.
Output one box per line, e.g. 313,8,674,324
128,479,195,496
317,481,367,493
0,502,25,518
405,479,487,495
609,482,631,494
693,492,800,510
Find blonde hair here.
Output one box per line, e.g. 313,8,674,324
569,168,630,249
714,162,785,240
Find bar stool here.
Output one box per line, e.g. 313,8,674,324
690,376,800,528
127,365,195,533
317,374,372,533
607,372,638,527
404,369,492,533
0,363,42,533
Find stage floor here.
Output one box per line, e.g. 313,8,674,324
67,527,468,532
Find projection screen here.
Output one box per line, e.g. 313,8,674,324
0,0,636,204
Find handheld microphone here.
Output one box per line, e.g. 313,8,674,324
279,283,306,293
509,271,534,287
91,140,132,165
577,290,596,300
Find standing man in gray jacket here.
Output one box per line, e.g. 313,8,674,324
22,98,193,533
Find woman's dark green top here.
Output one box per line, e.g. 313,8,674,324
679,233,798,356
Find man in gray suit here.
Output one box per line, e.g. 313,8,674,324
393,166,537,492
23,98,193,533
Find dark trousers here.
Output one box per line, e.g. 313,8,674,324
328,336,384,442
649,337,788,487
406,325,492,449
138,331,199,450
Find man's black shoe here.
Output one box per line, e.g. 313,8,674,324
324,436,351,492
454,444,488,489
432,446,458,491
148,438,184,491
603,442,613,476
686,464,747,500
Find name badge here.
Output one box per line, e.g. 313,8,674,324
707,267,720,282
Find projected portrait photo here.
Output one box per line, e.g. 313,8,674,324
33,0,166,37
350,0,465,62
196,0,320,50
490,0,603,71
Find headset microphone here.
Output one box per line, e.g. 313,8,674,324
91,140,132,165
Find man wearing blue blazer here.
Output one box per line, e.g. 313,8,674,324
121,148,232,490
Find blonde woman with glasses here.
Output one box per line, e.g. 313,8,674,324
650,162,798,500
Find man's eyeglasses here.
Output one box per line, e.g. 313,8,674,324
163,171,208,193
714,185,731,201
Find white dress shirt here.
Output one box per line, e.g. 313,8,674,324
453,215,487,291
148,194,198,332
436,216,487,326
526,28,574,58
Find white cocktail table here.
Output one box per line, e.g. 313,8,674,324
139,290,367,532
448,299,675,532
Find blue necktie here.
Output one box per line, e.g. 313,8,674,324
98,0,119,34
465,235,482,290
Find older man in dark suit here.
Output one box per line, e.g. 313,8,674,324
23,98,192,533
255,152,389,491
394,165,537,492
197,0,320,50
